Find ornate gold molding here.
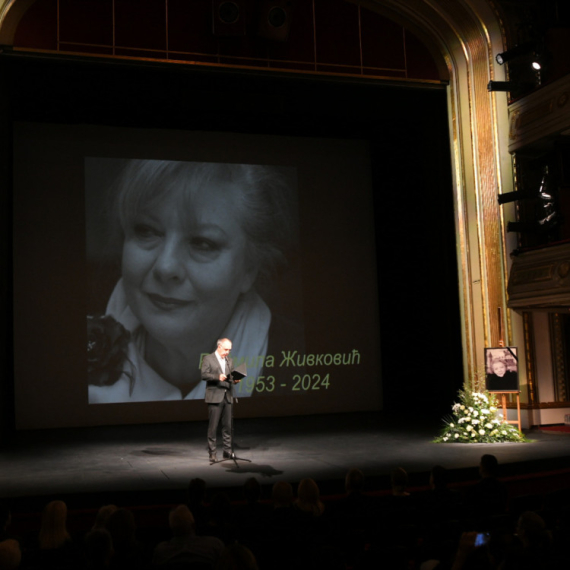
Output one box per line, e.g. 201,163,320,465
508,243,570,310
508,75,570,153
506,401,570,409
523,311,538,406
549,314,568,402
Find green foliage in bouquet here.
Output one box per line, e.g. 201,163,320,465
434,389,528,443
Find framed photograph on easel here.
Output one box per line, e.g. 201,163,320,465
484,347,519,392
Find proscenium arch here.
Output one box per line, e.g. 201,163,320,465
0,0,516,392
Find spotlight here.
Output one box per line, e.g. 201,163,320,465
496,42,536,66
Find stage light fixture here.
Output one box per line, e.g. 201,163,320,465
487,80,536,92
487,81,516,92
496,42,536,66
498,191,532,205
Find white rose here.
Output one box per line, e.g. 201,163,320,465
479,429,485,435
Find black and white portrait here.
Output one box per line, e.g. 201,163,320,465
86,158,302,404
485,347,519,392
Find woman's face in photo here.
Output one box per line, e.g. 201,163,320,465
492,361,507,377
121,181,258,348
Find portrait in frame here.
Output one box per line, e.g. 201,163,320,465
485,347,519,393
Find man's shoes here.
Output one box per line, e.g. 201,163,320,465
223,451,236,459
209,452,217,464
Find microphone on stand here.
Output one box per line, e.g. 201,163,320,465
226,357,238,402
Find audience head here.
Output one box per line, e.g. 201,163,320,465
39,500,70,549
516,511,552,550
271,481,294,508
296,478,324,516
84,529,114,567
187,477,207,504
243,477,261,503
106,508,137,547
216,543,258,570
92,504,118,530
168,505,195,537
390,467,409,495
345,468,365,494
430,465,448,490
0,539,21,570
479,454,499,478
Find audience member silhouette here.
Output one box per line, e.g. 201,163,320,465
0,539,21,570
259,481,303,570
468,454,508,519
0,505,20,547
501,511,554,570
233,478,270,560
203,494,236,547
83,529,114,570
331,468,376,569
105,508,147,570
23,500,83,570
293,478,333,567
390,467,411,498
423,465,462,522
186,478,209,536
92,505,118,531
152,505,224,569
294,478,325,517
215,544,258,570
384,466,415,528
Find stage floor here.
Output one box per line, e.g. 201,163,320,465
1,412,569,508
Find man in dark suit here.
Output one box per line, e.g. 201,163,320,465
201,338,236,464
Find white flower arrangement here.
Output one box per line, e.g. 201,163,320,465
434,389,528,443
